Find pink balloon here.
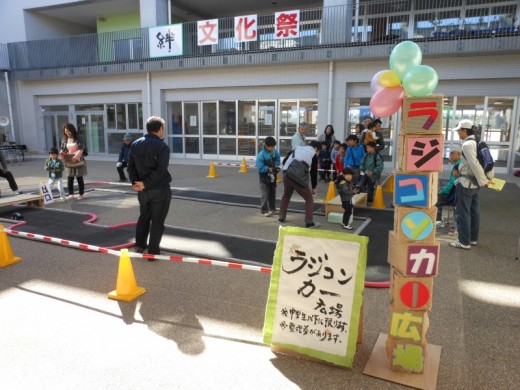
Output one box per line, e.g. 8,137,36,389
370,70,386,93
370,86,404,118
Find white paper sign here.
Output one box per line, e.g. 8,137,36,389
198,19,219,46
190,116,197,127
271,234,360,356
149,24,184,58
274,10,300,39
39,183,54,205
234,15,258,42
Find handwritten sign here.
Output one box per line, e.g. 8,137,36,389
263,227,368,367
39,183,54,205
149,24,183,58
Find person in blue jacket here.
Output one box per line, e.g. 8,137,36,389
116,133,133,182
345,134,365,184
256,136,281,217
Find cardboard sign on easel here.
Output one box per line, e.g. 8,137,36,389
263,227,368,368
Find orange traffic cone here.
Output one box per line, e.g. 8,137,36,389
0,224,22,268
324,180,336,204
372,185,385,209
206,162,218,178
107,249,146,302
238,158,248,173
384,174,395,193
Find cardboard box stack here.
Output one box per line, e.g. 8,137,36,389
386,95,444,373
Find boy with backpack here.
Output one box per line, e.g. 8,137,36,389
449,120,494,250
359,141,384,203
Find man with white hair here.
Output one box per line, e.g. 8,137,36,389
449,120,494,250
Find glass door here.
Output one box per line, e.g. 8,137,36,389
43,113,69,151
184,102,200,157
76,112,106,153
202,102,217,157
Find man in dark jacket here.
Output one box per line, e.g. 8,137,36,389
116,133,133,182
127,116,172,257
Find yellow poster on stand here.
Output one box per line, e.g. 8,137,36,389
263,227,368,367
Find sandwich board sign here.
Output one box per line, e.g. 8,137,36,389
263,227,368,367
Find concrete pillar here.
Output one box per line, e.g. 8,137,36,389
321,0,353,45
140,0,169,28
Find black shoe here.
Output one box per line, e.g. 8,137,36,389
278,217,286,223
306,222,321,229
134,246,145,254
119,178,128,182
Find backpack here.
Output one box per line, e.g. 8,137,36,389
463,139,494,173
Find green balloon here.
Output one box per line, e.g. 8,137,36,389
389,41,422,80
403,65,439,97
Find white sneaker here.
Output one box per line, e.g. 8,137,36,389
449,241,471,250
60,196,65,202
341,223,353,230
470,241,478,246
435,220,446,228
262,212,272,217
66,194,76,200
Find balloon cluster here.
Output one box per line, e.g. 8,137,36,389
369,41,438,118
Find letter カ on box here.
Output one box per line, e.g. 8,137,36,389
388,231,440,277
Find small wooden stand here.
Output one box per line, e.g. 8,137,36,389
0,194,43,208
363,333,441,390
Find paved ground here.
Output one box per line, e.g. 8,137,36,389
0,155,519,390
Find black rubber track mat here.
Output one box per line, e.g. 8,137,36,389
90,183,325,214
0,205,276,265
0,206,135,249
355,207,393,286
0,195,392,285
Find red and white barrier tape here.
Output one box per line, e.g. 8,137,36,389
4,228,271,274
212,162,257,168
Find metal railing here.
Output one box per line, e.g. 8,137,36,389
0,43,9,70
5,0,520,75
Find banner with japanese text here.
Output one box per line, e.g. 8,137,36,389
274,10,300,39
149,24,183,58
234,15,257,42
263,227,368,367
197,19,219,46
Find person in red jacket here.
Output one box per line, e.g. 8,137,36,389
335,143,347,177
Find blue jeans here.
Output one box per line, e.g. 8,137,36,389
455,184,480,246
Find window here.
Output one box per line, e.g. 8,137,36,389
114,38,142,61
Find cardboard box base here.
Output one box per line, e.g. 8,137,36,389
363,333,441,390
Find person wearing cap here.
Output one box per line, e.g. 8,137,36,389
116,133,133,182
449,119,494,250
278,141,321,228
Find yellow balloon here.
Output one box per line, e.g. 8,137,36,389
379,70,401,87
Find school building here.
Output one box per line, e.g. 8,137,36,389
0,0,519,173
